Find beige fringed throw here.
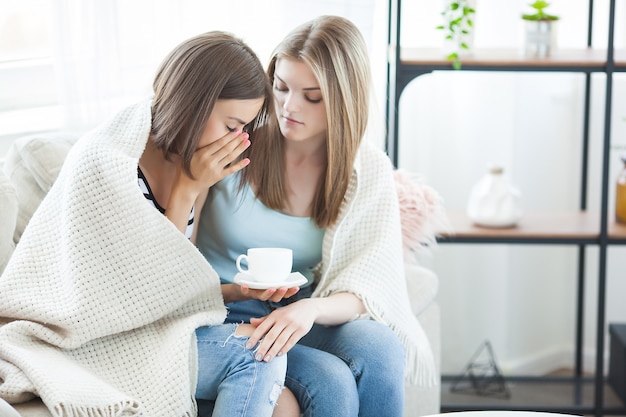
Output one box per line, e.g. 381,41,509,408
313,142,437,387
0,100,226,416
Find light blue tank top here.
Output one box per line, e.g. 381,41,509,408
197,173,325,286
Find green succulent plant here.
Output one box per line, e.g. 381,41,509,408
436,0,476,70
522,1,559,21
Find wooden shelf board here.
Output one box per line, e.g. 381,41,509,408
439,210,600,241
396,47,626,70
609,220,626,241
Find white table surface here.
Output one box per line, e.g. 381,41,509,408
423,412,582,417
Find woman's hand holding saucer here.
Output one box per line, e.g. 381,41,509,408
220,283,299,304
239,284,299,302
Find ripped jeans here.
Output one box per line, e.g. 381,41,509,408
226,295,406,417
195,323,286,417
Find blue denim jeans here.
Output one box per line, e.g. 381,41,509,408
225,292,405,417
195,323,287,417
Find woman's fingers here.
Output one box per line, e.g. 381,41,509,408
221,157,250,177
260,325,301,362
239,285,299,302
247,303,313,362
240,287,278,301
249,317,289,362
282,287,300,299
201,135,250,168
267,287,291,302
201,130,250,166
247,316,269,349
188,130,251,187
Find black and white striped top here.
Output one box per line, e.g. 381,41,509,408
138,167,194,239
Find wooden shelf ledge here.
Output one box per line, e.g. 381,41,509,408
438,210,610,243
394,48,626,71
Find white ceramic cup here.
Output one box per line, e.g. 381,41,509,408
236,248,293,283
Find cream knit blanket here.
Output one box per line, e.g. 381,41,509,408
313,142,437,387
0,100,227,416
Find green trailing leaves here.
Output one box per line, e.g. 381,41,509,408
437,0,476,70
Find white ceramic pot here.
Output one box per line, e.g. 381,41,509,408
524,20,557,57
467,166,523,228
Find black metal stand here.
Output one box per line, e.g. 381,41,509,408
450,341,511,399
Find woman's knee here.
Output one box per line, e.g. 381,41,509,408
286,371,358,417
373,322,404,353
332,321,405,369
286,346,358,415
361,322,405,373
272,387,300,417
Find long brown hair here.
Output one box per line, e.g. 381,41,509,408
151,31,273,178
244,15,372,228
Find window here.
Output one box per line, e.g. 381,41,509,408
0,0,385,157
0,0,60,139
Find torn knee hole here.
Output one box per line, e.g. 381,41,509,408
269,381,283,406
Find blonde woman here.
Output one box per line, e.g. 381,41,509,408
197,16,436,416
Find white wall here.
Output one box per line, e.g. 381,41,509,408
400,0,626,375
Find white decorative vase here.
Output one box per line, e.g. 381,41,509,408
467,166,523,228
524,20,557,57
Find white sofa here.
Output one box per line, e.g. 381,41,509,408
0,133,441,417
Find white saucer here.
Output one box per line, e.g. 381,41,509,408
233,271,308,289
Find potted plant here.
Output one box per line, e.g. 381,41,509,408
436,0,476,70
522,1,559,57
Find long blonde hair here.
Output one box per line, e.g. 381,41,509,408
244,15,372,227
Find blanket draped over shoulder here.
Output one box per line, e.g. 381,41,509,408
313,143,437,387
0,100,226,417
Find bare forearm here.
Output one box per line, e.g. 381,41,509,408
165,192,195,234
246,292,367,360
308,292,366,326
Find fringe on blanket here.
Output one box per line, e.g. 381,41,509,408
401,334,439,387
53,400,141,417
388,322,437,387
51,396,198,417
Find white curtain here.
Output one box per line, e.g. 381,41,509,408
48,0,386,136
52,0,123,130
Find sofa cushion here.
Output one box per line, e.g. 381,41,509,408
11,398,52,417
0,168,18,273
2,133,77,243
0,397,22,417
405,262,439,316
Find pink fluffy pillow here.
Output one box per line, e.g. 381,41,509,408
393,169,448,257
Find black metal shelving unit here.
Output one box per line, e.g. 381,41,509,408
385,1,626,416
